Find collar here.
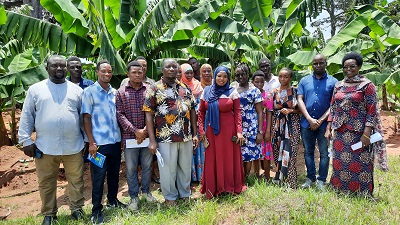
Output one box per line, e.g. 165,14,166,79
312,72,328,80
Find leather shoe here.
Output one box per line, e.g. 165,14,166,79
42,216,57,225
71,209,84,220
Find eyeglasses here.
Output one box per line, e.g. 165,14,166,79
342,65,358,70
312,62,326,67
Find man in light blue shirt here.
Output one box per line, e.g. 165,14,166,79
18,55,85,225
82,60,123,224
297,54,338,190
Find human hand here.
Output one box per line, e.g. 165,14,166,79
22,143,36,157
280,108,292,115
135,129,147,140
360,134,371,149
308,118,321,130
88,143,98,157
198,134,205,142
237,133,245,146
148,141,158,155
324,129,332,143
256,133,263,144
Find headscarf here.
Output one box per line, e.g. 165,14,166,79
180,63,203,97
200,64,213,88
203,66,234,134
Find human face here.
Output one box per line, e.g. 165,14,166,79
278,70,292,87
188,58,199,71
201,66,212,81
184,70,194,81
67,60,82,80
96,63,113,84
162,59,178,82
342,59,360,78
215,71,228,87
47,57,67,84
252,76,265,92
235,67,249,85
259,60,271,78
312,55,327,76
127,66,144,84
137,59,147,75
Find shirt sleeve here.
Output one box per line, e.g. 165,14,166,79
327,86,338,122
142,85,156,112
297,78,304,95
364,82,378,127
197,99,206,135
116,90,137,134
81,88,94,115
18,87,36,147
233,98,242,133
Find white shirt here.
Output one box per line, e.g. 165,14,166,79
263,75,280,94
18,79,84,155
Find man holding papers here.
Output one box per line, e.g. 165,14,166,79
116,61,157,211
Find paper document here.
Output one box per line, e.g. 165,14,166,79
87,152,106,168
126,138,149,148
155,149,164,167
351,132,383,151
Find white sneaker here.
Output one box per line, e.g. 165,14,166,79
316,180,326,191
128,197,139,211
142,192,158,203
301,178,315,188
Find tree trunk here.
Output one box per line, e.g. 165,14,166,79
381,84,388,110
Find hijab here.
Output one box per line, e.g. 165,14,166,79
200,64,213,88
180,63,202,97
203,66,234,134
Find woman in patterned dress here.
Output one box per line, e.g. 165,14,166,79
325,52,388,196
234,63,263,177
271,68,301,189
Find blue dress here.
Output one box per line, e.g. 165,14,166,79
238,85,262,162
192,95,205,181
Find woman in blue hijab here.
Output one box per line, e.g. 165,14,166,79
198,66,246,199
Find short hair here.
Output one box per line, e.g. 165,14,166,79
67,56,81,65
252,70,265,80
46,55,66,67
188,57,197,62
127,60,143,71
342,52,363,67
258,57,270,66
162,58,177,68
135,56,146,61
280,67,293,77
96,59,110,70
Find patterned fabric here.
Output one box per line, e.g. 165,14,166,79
328,76,386,194
261,91,274,160
191,142,205,182
237,85,263,162
116,83,147,148
81,82,121,145
272,87,301,189
142,79,196,143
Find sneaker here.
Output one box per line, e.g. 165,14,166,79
301,178,315,188
142,192,158,203
106,199,127,208
128,197,139,211
90,212,103,224
316,180,326,191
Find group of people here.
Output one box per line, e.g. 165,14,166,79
17,52,387,225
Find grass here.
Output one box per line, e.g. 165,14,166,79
1,156,400,225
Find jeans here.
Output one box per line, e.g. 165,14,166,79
124,147,153,198
301,127,329,182
91,142,121,215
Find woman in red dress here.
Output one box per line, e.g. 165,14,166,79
198,66,246,199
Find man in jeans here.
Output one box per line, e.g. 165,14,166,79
297,54,338,190
116,61,157,211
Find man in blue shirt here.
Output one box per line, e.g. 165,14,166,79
66,56,94,89
297,54,338,190
82,60,124,224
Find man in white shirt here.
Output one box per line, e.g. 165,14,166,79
18,55,85,225
259,57,280,93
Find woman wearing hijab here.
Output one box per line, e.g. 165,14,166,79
325,52,388,196
198,66,246,199
200,64,213,89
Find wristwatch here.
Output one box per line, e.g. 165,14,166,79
257,130,263,134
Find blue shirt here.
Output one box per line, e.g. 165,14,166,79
297,72,338,129
18,79,84,155
81,82,121,145
67,76,94,89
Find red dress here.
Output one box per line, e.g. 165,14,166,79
198,92,246,199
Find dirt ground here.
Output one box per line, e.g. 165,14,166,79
0,110,399,220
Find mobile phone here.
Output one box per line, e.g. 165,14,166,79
231,136,238,142
34,149,43,158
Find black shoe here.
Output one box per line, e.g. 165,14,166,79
107,199,127,208
42,216,57,225
71,209,84,220
90,212,103,224
152,177,160,184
